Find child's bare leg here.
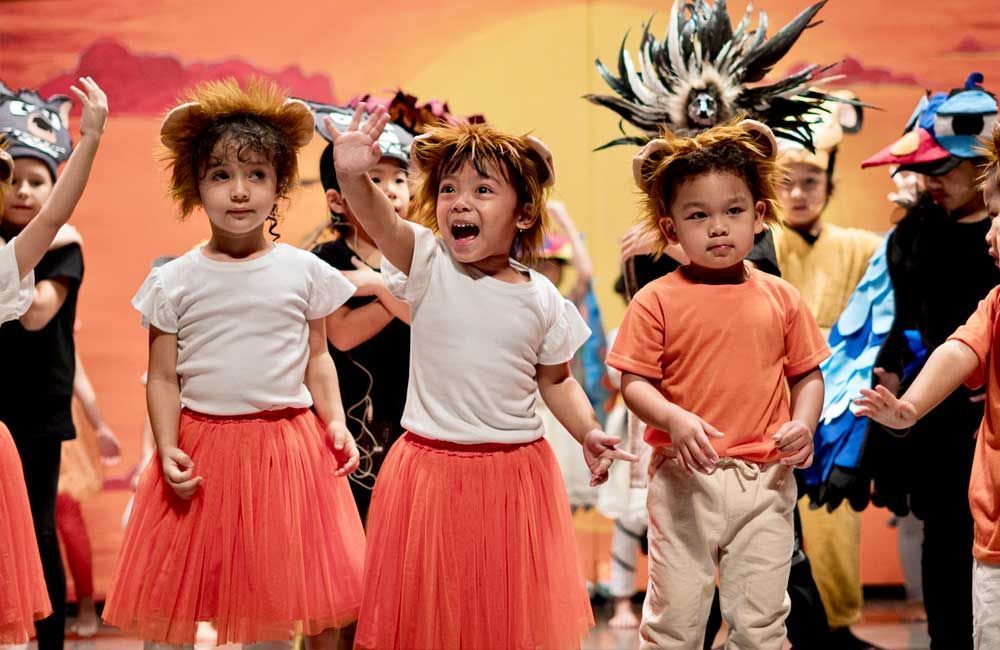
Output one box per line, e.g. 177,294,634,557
72,595,100,637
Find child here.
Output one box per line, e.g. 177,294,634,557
329,106,635,649
101,79,366,647
608,119,829,649
855,120,1000,650
303,101,413,524
0,77,107,650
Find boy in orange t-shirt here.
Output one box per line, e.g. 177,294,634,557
857,122,1000,650
608,120,829,650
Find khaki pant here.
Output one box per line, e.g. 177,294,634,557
973,560,1000,650
641,458,797,650
798,499,863,628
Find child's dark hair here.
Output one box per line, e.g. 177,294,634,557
633,119,783,255
319,143,340,194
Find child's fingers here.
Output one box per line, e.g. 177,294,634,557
702,421,726,439
607,447,639,463
324,115,342,137
694,431,719,464
780,446,811,466
69,86,88,106
172,476,203,499
348,103,366,131
686,440,715,474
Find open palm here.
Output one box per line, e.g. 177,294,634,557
326,103,391,177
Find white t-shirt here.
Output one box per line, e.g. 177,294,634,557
382,222,591,444
0,237,35,325
132,243,355,416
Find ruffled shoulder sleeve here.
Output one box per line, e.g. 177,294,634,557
381,221,442,308
537,278,591,365
131,266,179,332
0,238,34,324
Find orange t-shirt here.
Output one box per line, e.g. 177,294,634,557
607,267,830,463
947,285,1000,564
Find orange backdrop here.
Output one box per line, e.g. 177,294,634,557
2,0,999,598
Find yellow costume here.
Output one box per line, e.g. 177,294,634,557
774,221,881,628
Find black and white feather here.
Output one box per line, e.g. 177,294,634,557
585,0,848,149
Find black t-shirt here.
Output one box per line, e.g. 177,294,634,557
311,237,410,464
0,244,84,440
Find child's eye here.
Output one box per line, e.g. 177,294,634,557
30,180,44,188
476,186,492,194
687,211,707,220
728,206,744,215
250,169,268,180
439,184,454,194
211,171,229,181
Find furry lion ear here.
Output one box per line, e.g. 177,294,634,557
409,131,436,176
281,99,316,149
525,136,555,188
632,139,672,191
741,119,778,160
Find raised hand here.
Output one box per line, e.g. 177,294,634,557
326,103,391,178
665,407,724,475
854,385,919,430
69,77,108,137
328,420,360,476
582,429,638,486
773,420,814,468
161,446,202,499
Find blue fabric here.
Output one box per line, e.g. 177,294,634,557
804,236,894,488
572,284,612,427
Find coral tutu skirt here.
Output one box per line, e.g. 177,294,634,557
0,422,51,644
103,408,365,644
356,432,594,650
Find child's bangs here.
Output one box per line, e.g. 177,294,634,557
439,143,513,184
195,117,283,174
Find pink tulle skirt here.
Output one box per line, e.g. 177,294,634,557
0,422,51,644
356,432,594,649
103,408,365,644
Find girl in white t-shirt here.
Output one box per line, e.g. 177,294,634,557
329,105,636,649
101,81,366,648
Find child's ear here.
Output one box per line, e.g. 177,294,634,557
515,205,539,231
326,188,348,215
753,200,767,234
658,217,679,245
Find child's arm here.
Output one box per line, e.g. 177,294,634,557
14,77,107,280
305,317,359,476
73,351,121,465
146,326,202,499
538,362,637,485
774,367,824,468
340,257,410,322
620,372,724,476
547,201,593,303
19,278,70,331
855,340,980,429
325,302,395,351
327,106,415,275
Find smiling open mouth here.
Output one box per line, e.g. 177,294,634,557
451,222,480,241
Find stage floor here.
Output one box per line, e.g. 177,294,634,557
55,597,931,650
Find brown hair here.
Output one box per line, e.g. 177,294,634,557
159,78,313,219
978,120,1000,190
633,118,784,255
409,122,554,264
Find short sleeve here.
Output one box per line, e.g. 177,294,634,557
948,287,999,390
606,285,667,380
35,243,83,287
131,267,179,332
381,221,440,307
784,291,831,377
0,238,34,324
305,256,357,320
537,292,592,365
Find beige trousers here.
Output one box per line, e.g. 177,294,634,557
641,458,797,650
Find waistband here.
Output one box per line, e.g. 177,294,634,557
403,431,542,455
181,407,311,423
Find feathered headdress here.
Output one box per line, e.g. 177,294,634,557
160,78,314,218
778,89,863,171
585,0,851,149
348,90,485,136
